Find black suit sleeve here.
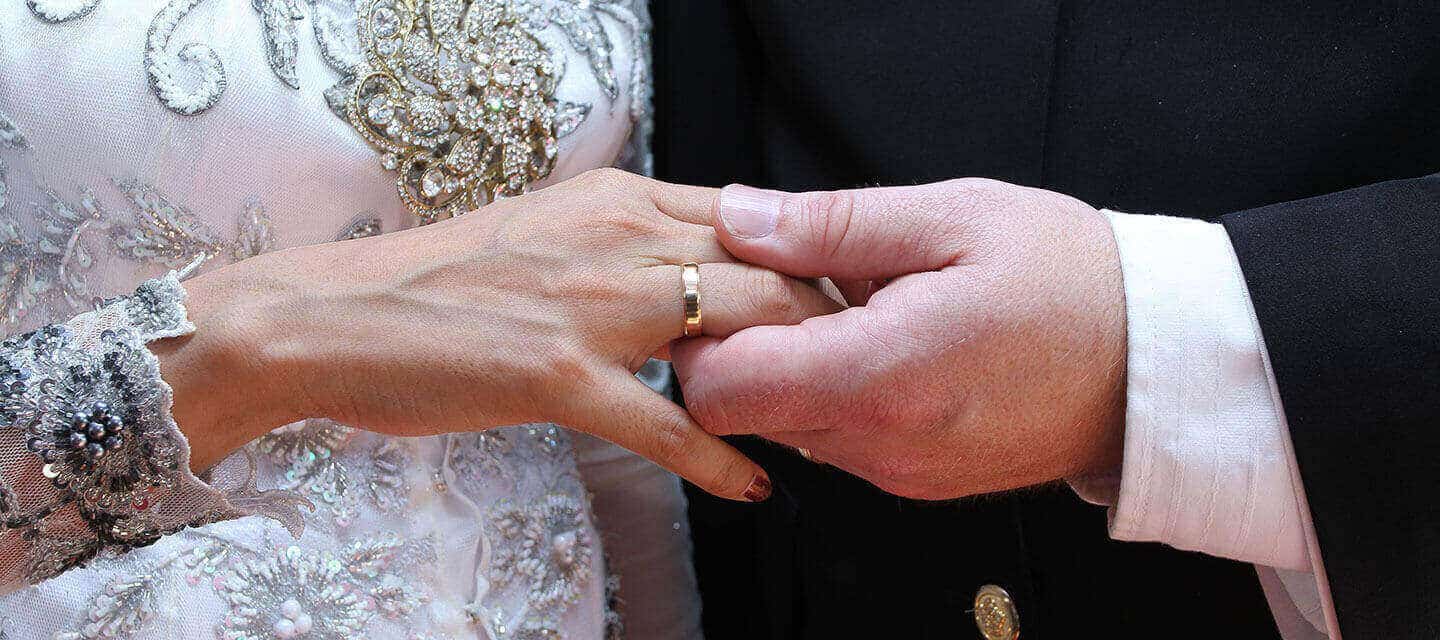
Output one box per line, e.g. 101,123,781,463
1221,175,1440,640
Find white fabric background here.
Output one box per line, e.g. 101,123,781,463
0,2,700,638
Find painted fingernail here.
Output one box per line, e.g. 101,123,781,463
718,185,782,238
742,474,773,502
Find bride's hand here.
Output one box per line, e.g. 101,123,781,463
154,169,841,501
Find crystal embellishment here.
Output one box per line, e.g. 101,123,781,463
346,0,565,222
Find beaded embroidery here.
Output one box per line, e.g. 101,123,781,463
2,2,649,634
0,179,278,330
142,0,361,116
25,0,102,24
216,536,426,639
253,420,413,527
0,274,304,584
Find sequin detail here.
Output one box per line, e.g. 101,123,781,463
253,420,412,526
216,537,425,639
0,275,305,584
477,490,594,638
53,575,158,640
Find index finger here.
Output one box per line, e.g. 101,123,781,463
646,181,722,226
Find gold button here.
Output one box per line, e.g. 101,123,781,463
973,584,1019,640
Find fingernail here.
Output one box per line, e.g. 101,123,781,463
742,474,773,502
718,185,782,238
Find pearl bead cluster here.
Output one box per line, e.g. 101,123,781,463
272,597,315,638
66,402,125,461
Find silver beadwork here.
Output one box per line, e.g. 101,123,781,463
255,0,307,89
485,492,595,634
145,0,229,116
215,537,424,640
25,0,103,24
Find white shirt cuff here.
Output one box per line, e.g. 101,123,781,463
1068,209,1342,639
1096,209,1311,568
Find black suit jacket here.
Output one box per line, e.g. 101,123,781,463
653,3,1440,639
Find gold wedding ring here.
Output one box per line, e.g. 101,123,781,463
681,262,702,337
797,447,816,462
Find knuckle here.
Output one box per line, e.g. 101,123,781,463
577,167,637,194
683,386,736,436
601,206,660,240
950,177,1027,220
744,269,801,319
535,341,592,387
795,190,858,259
649,412,694,465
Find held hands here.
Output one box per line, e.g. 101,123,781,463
161,169,1125,504
672,179,1129,500
161,169,839,501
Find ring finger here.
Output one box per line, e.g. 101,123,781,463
636,262,845,343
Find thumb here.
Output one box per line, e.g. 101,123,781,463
712,180,978,280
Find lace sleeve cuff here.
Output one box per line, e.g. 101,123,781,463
0,272,306,589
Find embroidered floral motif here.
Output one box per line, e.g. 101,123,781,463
1,108,30,219
108,179,226,269
53,575,159,640
365,438,410,512
448,430,515,484
216,537,425,639
0,274,311,587
254,420,412,526
142,0,360,115
144,0,229,116
257,420,356,516
256,0,307,89
0,159,10,213
256,419,356,468
311,0,364,75
0,165,293,329
515,0,620,99
336,215,385,240
14,324,186,515
25,0,103,23
234,200,277,260
0,112,28,151
0,188,106,328
486,493,594,631
179,539,233,586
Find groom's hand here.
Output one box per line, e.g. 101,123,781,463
670,179,1128,500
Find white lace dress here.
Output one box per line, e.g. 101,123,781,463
0,1,702,638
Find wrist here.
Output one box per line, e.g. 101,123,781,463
150,260,306,471
1073,209,1129,477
